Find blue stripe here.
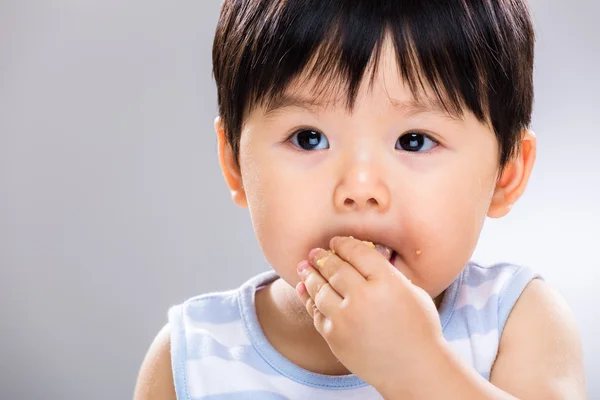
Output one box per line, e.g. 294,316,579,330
461,262,519,288
172,263,539,395
168,305,192,400
184,293,242,324
193,391,289,400
239,271,370,389
479,371,490,381
186,332,279,376
444,294,499,340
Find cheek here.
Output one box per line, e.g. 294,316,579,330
438,187,488,256
241,156,324,285
408,170,495,291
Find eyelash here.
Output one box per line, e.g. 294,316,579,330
283,127,441,152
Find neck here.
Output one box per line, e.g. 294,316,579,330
256,277,352,375
254,276,445,376
273,278,328,338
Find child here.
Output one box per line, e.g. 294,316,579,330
134,0,587,399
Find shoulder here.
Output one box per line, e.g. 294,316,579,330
132,290,239,400
135,288,246,400
490,279,587,399
455,262,541,329
177,289,241,318
461,261,535,290
132,273,269,400
459,261,539,298
133,323,177,400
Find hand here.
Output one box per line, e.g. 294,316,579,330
295,236,446,396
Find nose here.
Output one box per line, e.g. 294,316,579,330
333,162,391,213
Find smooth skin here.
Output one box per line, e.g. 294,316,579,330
134,35,586,399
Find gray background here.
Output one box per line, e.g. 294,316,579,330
1,1,598,399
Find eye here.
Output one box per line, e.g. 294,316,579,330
289,129,330,151
395,132,438,152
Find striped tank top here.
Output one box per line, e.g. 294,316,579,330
168,261,542,399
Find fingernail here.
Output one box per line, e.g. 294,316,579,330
308,248,322,261
296,282,306,295
297,260,310,276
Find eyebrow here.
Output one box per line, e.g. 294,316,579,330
262,93,464,121
263,94,330,118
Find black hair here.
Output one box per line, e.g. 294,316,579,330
212,0,535,171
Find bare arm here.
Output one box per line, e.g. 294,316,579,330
382,279,587,400
489,279,587,399
133,324,178,400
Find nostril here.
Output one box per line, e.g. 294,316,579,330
343,198,379,208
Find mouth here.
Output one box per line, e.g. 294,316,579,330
324,233,400,267
363,241,397,265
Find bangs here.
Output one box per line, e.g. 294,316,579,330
255,5,486,120
213,0,534,167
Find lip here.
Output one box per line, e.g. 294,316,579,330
389,250,398,267
373,243,394,261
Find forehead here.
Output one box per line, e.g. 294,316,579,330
258,35,466,122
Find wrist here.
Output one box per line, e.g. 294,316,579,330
377,338,463,400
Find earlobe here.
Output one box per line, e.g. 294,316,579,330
488,129,537,219
214,116,248,208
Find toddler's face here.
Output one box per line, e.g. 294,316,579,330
223,41,501,298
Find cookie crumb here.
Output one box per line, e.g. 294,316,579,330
316,256,328,268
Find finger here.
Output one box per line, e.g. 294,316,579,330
312,307,328,335
308,248,365,297
296,281,311,308
296,280,319,318
298,261,342,318
307,296,319,318
301,297,328,335
329,236,396,280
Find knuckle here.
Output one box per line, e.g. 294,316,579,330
304,273,318,291
318,255,336,277
306,298,316,315
339,299,358,324
322,263,336,279
322,319,337,341
314,283,328,304
316,281,327,294
313,309,325,326
328,273,342,290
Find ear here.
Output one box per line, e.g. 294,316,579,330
214,116,248,208
488,129,537,218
